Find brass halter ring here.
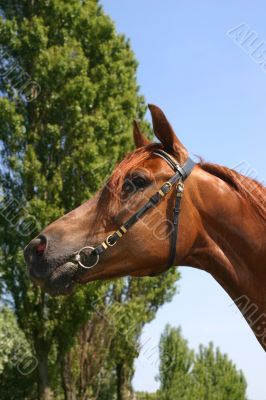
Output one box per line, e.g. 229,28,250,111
74,246,100,269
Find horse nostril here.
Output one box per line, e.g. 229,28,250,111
35,239,47,256
24,235,48,265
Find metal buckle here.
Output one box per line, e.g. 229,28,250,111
177,182,184,192
106,234,117,247
176,182,184,197
164,181,173,192
74,246,99,269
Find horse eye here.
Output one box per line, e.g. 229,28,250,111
132,175,149,190
122,175,149,196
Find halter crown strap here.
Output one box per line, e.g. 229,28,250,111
153,150,195,180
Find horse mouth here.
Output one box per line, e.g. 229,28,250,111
42,261,80,296
27,248,99,296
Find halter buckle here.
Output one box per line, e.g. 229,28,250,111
177,182,184,192
106,234,117,247
164,181,173,192
176,182,184,197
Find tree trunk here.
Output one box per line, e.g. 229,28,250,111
116,363,123,400
35,340,54,400
116,363,133,400
61,353,77,400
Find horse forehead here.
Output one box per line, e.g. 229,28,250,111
142,157,163,170
124,155,167,175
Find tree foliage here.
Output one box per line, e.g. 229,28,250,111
0,307,37,399
191,342,247,400
0,1,179,399
0,2,247,399
156,325,247,400
158,324,194,399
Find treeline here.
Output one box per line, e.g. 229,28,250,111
0,1,246,399
136,325,247,400
0,311,247,399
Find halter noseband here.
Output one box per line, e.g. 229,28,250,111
74,150,195,272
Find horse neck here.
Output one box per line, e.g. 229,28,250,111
187,167,266,350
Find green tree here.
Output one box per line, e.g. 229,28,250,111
0,307,38,399
158,325,194,400
57,273,179,400
192,343,247,400
0,1,179,399
136,393,159,400
157,325,247,400
92,274,178,400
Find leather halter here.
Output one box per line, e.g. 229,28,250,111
74,150,195,272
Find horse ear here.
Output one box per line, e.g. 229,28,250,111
148,104,188,160
133,120,151,148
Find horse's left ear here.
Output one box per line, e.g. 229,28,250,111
148,104,188,161
133,120,151,148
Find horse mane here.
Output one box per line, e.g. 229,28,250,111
200,162,266,221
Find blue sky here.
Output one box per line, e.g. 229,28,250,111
101,1,266,399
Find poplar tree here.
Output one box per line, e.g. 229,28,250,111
0,1,179,399
157,325,247,400
191,343,247,400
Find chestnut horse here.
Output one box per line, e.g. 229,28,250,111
24,105,266,351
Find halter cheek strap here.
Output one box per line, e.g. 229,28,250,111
152,150,195,271
74,150,196,271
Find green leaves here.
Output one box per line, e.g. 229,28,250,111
0,1,176,398
192,343,247,400
157,325,247,400
0,307,38,399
